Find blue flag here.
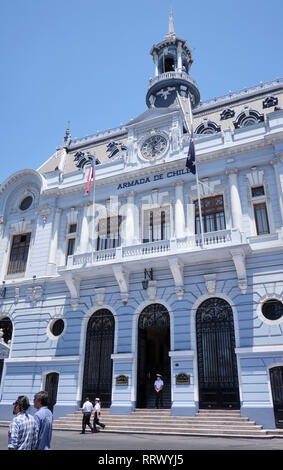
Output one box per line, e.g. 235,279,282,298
186,133,196,174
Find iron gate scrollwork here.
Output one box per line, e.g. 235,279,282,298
196,297,240,409
82,309,114,407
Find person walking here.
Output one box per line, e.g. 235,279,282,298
8,396,37,450
81,397,94,434
154,374,164,409
33,391,53,450
93,398,106,430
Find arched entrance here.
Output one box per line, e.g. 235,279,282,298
196,297,240,409
44,372,59,412
137,303,171,408
82,309,114,407
270,366,283,428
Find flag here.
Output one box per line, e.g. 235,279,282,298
85,157,94,195
186,131,196,174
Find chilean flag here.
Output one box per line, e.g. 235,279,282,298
85,158,94,195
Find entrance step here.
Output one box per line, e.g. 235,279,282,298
48,408,283,438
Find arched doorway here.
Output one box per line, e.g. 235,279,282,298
0,317,13,386
137,303,171,408
196,297,240,409
44,372,59,412
82,309,114,407
270,366,283,428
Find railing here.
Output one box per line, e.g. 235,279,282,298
67,229,243,269
148,71,198,89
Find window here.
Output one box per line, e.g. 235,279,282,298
66,238,76,257
252,186,265,197
68,223,77,234
254,203,270,235
66,224,77,262
50,319,65,337
7,233,31,275
233,110,264,129
195,121,221,135
19,196,33,211
194,196,225,234
143,206,170,243
262,299,283,321
96,216,122,251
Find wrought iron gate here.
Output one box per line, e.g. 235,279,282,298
196,298,240,409
137,303,171,408
45,372,59,412
82,309,114,407
270,366,283,428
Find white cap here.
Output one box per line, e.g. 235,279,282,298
95,398,100,401
156,374,162,377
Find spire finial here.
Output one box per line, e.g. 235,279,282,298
168,9,175,36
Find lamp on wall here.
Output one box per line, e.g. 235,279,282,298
142,269,153,290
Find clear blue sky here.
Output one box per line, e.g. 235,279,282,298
1,0,282,183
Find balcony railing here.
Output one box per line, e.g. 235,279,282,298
148,71,198,89
67,229,244,269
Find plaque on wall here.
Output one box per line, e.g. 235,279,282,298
175,373,190,385
116,374,129,386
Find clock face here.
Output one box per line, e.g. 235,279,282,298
140,134,168,160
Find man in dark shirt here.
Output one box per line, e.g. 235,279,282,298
33,391,53,450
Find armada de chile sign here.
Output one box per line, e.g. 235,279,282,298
117,167,191,190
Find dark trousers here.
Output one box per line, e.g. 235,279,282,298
93,411,105,429
155,390,163,408
82,412,93,433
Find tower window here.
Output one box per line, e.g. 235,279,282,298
164,57,175,72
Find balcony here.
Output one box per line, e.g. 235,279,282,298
148,71,199,90
66,229,246,271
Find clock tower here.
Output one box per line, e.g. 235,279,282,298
146,11,200,110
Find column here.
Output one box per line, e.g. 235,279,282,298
124,192,136,246
226,169,243,232
48,208,62,269
177,42,182,72
80,204,90,253
174,181,185,239
153,52,158,77
270,158,283,226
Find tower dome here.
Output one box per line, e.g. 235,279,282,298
146,12,200,109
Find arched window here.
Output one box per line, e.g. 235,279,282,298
233,109,264,129
195,120,221,135
0,317,13,345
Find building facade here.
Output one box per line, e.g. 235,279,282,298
0,15,283,429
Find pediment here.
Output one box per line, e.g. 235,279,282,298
126,107,178,127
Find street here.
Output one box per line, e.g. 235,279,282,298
0,427,282,451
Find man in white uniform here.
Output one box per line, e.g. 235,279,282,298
154,374,164,409
81,397,94,434
93,398,106,431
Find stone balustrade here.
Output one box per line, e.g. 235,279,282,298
67,229,244,269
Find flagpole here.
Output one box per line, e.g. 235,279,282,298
177,93,205,247
91,157,96,265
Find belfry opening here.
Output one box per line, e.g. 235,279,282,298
137,304,171,408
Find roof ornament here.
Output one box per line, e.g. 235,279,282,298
166,9,176,38
63,121,72,147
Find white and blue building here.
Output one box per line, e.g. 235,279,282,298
0,15,283,429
